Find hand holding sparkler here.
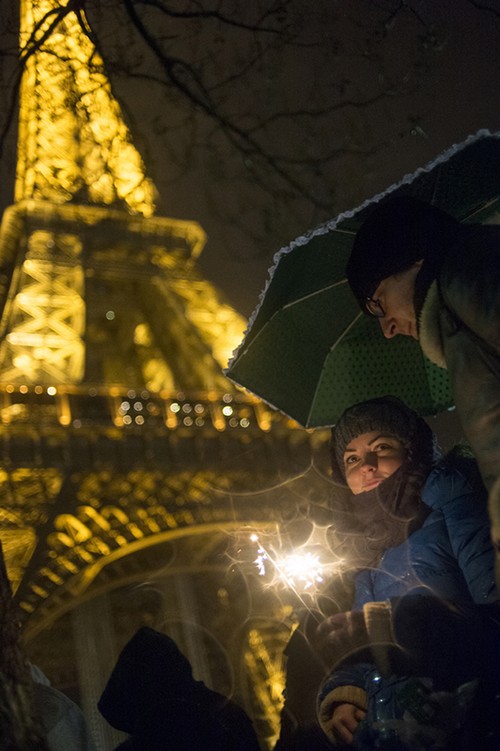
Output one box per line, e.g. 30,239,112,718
312,610,371,669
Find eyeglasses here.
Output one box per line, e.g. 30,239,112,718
365,297,385,318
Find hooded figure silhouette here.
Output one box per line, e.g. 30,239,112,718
98,626,260,751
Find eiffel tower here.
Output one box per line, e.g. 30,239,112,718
0,2,333,748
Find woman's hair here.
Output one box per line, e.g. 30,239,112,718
330,395,438,486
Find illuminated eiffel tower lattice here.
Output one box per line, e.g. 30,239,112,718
0,2,333,748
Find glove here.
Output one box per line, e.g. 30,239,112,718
313,610,371,669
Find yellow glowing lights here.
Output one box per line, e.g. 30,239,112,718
169,281,247,372
0,226,86,384
0,384,275,433
17,0,156,215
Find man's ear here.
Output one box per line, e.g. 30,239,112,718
394,259,423,281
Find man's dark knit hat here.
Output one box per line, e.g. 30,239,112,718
346,196,460,311
331,395,433,484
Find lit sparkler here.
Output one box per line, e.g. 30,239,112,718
250,533,340,594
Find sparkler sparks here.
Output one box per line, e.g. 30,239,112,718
250,533,340,594
277,552,324,589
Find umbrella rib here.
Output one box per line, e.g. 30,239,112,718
282,278,348,310
327,227,357,236
464,195,500,221
328,310,364,354
306,310,363,426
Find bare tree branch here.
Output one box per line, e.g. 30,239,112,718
119,0,334,209
467,0,500,19
134,0,292,34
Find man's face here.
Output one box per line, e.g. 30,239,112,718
371,261,423,340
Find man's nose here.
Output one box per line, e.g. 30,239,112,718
379,317,399,339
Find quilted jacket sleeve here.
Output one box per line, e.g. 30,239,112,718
421,463,496,603
317,663,371,743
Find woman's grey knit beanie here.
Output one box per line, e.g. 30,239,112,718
331,396,430,484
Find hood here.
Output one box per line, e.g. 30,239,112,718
98,627,200,733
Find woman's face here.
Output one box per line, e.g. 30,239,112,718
343,431,406,495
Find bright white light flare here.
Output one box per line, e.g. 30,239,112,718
251,534,341,594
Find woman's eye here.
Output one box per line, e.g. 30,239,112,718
345,455,358,465
375,443,391,451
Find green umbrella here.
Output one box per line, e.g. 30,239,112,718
226,130,500,427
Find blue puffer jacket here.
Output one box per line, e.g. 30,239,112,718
352,462,496,609
318,460,497,749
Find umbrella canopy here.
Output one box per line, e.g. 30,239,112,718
226,130,500,428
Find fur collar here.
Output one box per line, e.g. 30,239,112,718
418,281,448,369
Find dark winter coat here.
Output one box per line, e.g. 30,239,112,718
419,224,500,496
318,459,497,749
98,627,260,751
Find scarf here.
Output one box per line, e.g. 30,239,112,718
332,463,430,568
